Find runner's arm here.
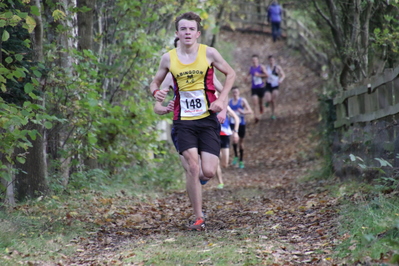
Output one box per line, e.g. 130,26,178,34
260,64,269,78
227,106,240,133
150,53,170,102
242,98,254,115
277,65,286,83
215,77,227,123
154,101,171,115
227,106,239,142
207,47,236,112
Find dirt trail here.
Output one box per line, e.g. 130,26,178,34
199,31,341,263
66,31,342,265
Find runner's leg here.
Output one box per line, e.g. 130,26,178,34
252,94,260,122
271,88,279,117
182,148,203,219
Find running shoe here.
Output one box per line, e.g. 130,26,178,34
217,183,224,189
232,157,238,166
188,217,205,231
200,179,209,185
239,161,245,169
271,115,277,120
255,117,260,124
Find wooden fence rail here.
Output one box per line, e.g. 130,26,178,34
331,65,399,173
333,65,399,128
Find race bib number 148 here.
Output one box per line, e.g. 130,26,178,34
180,90,207,117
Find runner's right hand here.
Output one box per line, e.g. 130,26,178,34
155,88,169,102
166,100,174,112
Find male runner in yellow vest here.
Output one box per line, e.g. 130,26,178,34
150,12,236,231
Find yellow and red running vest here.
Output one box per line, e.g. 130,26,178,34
169,44,217,120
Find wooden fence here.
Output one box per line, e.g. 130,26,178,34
284,11,328,73
333,66,399,128
227,0,273,32
332,66,399,173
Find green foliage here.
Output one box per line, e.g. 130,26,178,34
0,1,60,186
1,0,248,199
349,153,399,193
372,3,399,55
334,153,399,262
41,0,234,178
124,145,184,190
336,194,399,263
304,91,336,181
67,168,110,191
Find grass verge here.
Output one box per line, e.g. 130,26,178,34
0,194,96,265
0,148,184,265
332,181,399,264
120,230,271,265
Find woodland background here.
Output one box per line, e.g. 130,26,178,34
1,0,399,265
1,0,398,205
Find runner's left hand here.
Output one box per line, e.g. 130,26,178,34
209,99,224,113
217,108,227,123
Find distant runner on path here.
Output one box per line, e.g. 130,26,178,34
246,54,268,123
264,55,285,120
267,0,283,42
215,105,240,188
228,87,253,169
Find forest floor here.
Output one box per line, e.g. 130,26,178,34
64,31,345,265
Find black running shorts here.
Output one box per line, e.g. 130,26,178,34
173,113,221,156
230,124,246,139
171,127,179,152
220,135,230,149
265,82,279,93
251,87,266,98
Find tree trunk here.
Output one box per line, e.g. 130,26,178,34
1,177,16,206
210,6,225,47
15,124,48,199
44,0,76,187
15,0,48,200
314,0,378,89
77,0,95,51
0,151,16,206
77,0,98,170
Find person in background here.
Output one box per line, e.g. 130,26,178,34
215,105,240,189
264,55,285,120
228,87,253,169
246,54,268,123
267,0,283,42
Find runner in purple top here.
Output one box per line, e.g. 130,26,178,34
246,54,268,123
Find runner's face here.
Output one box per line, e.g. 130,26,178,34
176,19,200,46
232,89,239,98
252,57,259,66
269,57,275,65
